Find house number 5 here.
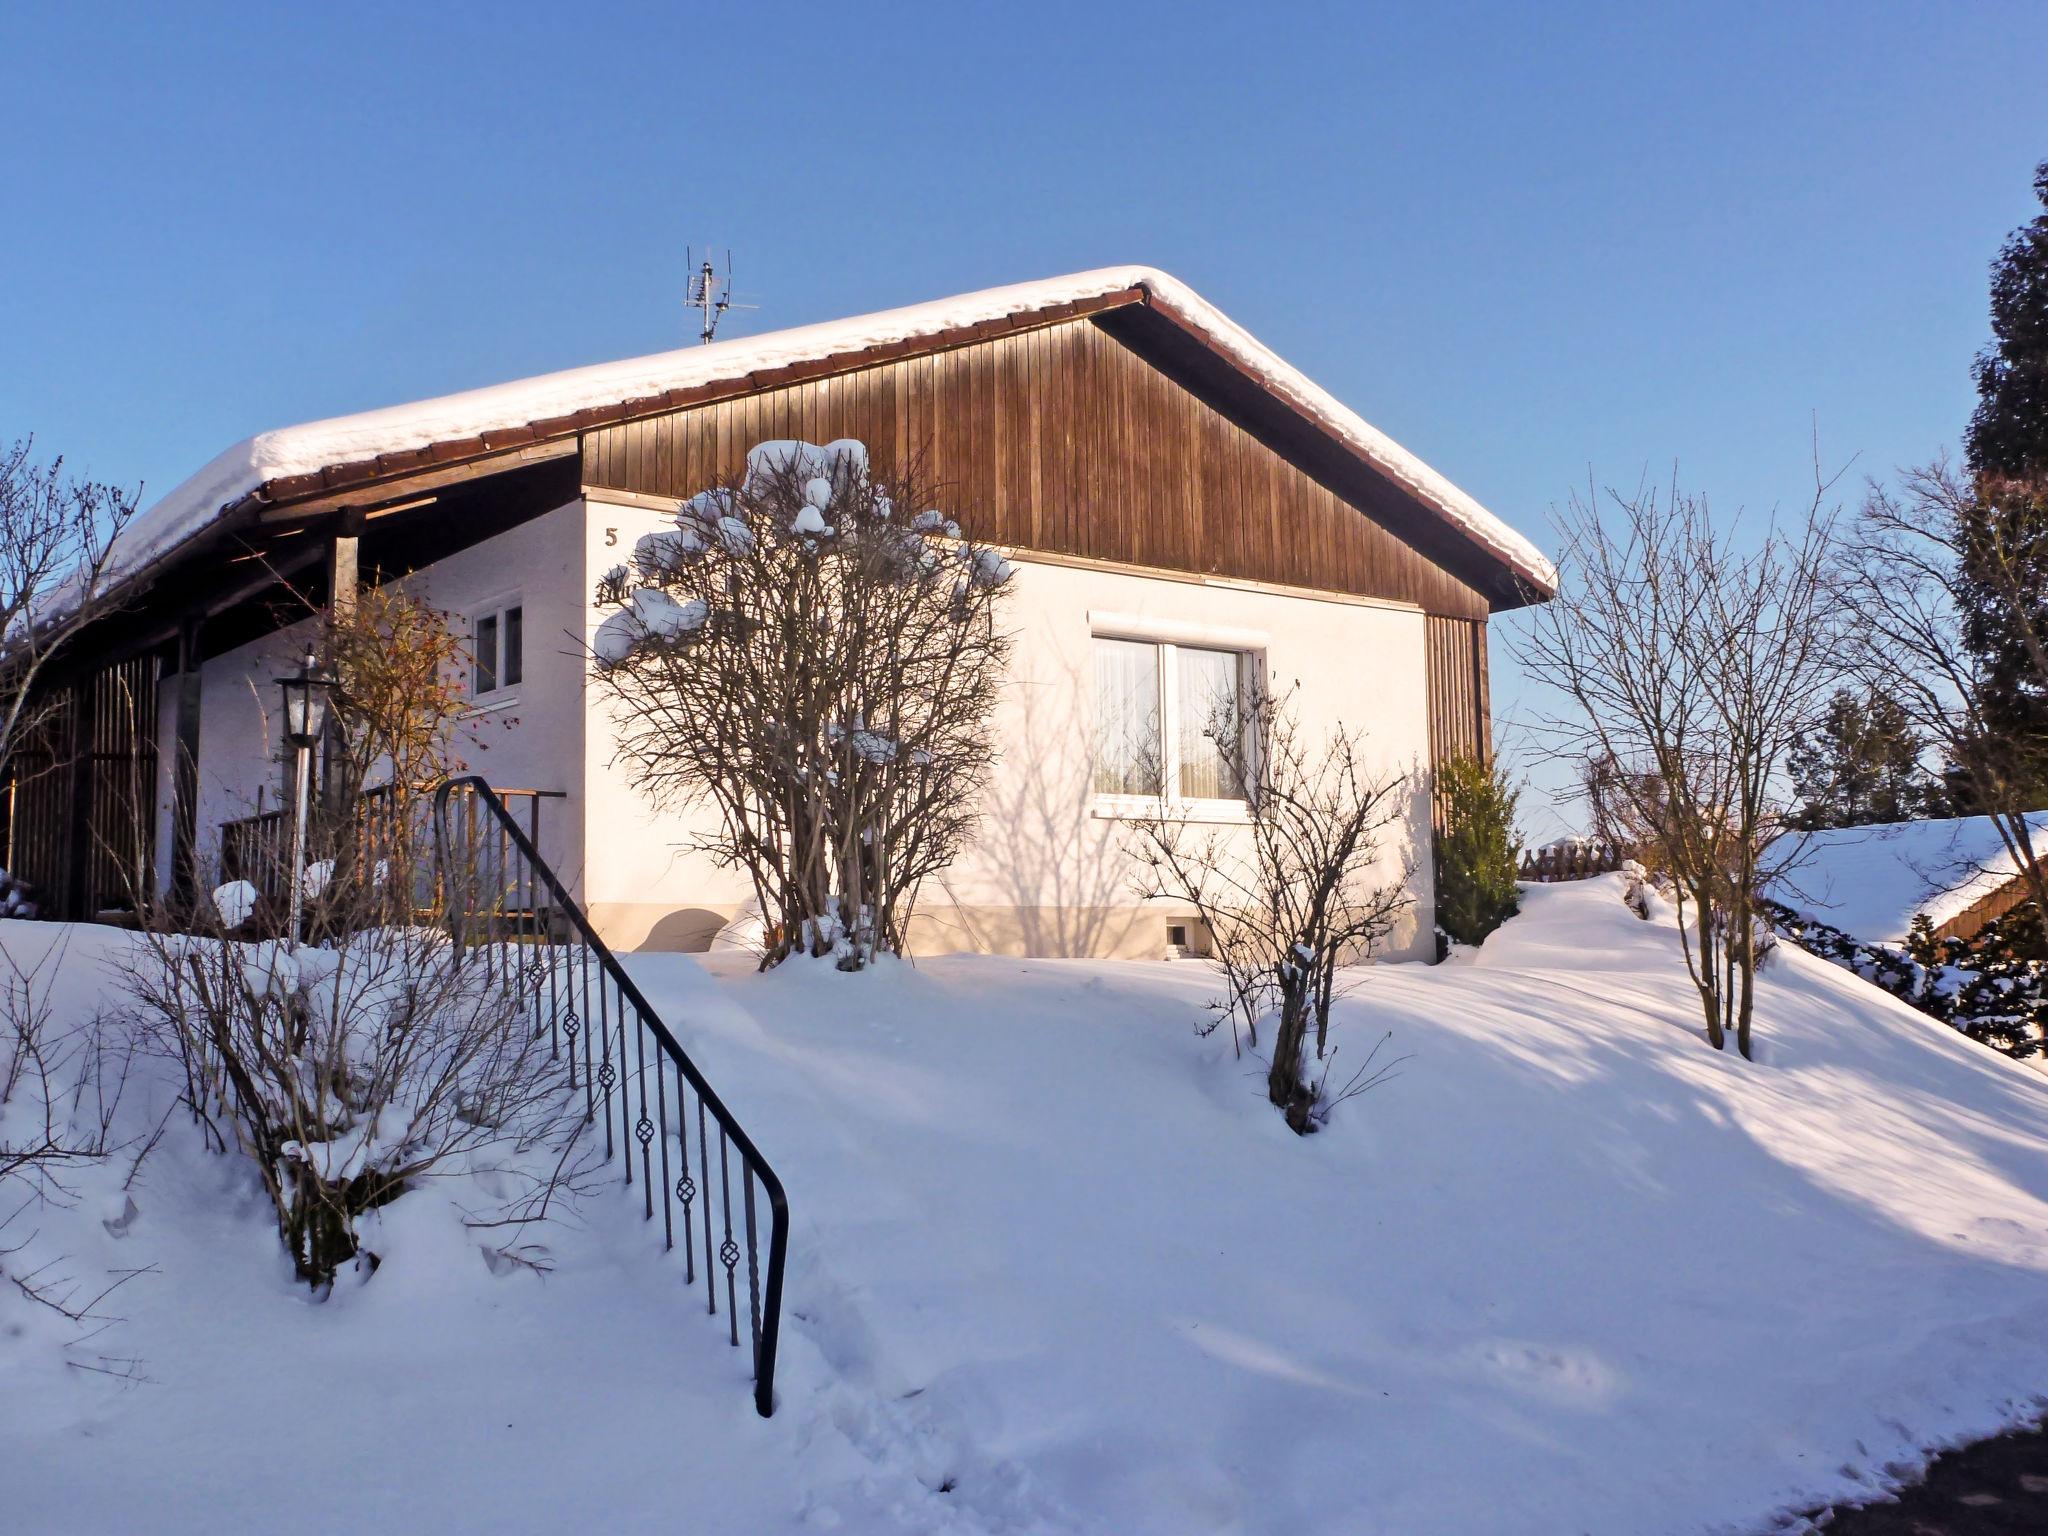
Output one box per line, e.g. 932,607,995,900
604,527,618,545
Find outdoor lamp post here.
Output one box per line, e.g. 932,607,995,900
276,647,336,946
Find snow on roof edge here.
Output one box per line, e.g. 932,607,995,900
1768,811,2048,943
110,266,1557,596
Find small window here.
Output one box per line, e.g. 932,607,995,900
1091,636,1254,804
473,602,523,697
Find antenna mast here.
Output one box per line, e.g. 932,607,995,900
684,248,754,344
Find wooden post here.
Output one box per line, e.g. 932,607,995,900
62,678,94,920
326,518,361,621
320,517,362,832
170,617,204,909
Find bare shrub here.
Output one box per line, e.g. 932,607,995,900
125,861,592,1291
1516,476,1842,1060
1128,687,1410,1132
591,440,1013,970
319,584,473,865
0,441,138,791
0,933,158,1332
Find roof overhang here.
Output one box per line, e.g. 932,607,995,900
96,267,1557,623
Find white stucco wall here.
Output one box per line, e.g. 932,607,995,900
576,486,1439,960
933,557,1438,962
162,500,588,891
162,493,1440,961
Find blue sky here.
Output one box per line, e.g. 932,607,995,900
4,1,2044,835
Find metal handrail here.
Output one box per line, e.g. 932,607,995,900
432,775,789,1417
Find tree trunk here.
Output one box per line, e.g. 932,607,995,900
1696,898,1725,1050
1267,971,1315,1134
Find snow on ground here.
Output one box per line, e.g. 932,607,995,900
1767,812,2048,942
9,878,2048,1534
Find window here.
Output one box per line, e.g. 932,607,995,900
473,602,523,697
1091,635,1252,805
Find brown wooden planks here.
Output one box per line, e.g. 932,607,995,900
581,319,1494,618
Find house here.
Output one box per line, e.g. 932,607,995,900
1770,812,2048,947
8,267,1554,960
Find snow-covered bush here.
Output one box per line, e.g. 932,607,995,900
591,439,1013,970
0,868,38,920
1769,900,2048,1057
125,901,590,1290
1128,687,1410,1133
1432,755,1521,951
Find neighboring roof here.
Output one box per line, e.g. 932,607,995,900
108,266,1556,599
1769,813,2048,943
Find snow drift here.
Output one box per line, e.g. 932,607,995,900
8,877,2048,1534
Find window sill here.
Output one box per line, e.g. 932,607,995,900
462,694,521,720
1091,795,1250,825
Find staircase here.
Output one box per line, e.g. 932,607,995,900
433,776,789,1417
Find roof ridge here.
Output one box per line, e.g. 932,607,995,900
109,266,1555,596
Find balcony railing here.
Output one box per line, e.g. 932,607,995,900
219,783,565,923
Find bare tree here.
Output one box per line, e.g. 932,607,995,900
314,584,475,897
1127,687,1411,1132
1516,476,1842,1059
1578,749,1670,879
1840,463,2048,951
0,440,138,791
591,440,1013,970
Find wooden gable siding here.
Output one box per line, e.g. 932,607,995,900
1424,614,1490,768
581,317,1495,620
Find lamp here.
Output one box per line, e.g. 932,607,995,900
278,648,335,750
275,647,337,944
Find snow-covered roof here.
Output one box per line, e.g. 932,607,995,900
110,266,1555,598
1769,813,2048,943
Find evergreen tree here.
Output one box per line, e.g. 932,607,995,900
1967,160,2048,476
1959,160,2048,806
1787,686,1939,829
1433,755,1521,948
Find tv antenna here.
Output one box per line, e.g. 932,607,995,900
685,248,755,344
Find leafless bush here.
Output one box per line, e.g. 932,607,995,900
591,440,1013,969
0,932,158,1330
0,440,138,789
124,859,594,1291
1127,687,1410,1132
317,584,474,881
1516,475,1842,1059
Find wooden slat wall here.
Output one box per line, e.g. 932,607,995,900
1424,614,1490,770
0,657,160,918
583,318,1495,619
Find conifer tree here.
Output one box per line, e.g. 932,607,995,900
1433,755,1522,947
1786,686,1939,829
1968,160,2048,477
1958,160,2048,805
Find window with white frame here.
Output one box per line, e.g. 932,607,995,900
1091,635,1253,805
471,601,524,698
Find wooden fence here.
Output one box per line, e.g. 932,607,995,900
1517,843,1628,883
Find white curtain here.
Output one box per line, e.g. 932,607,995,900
1093,638,1162,795
1177,646,1242,800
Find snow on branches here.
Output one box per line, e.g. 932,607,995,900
590,439,1013,970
